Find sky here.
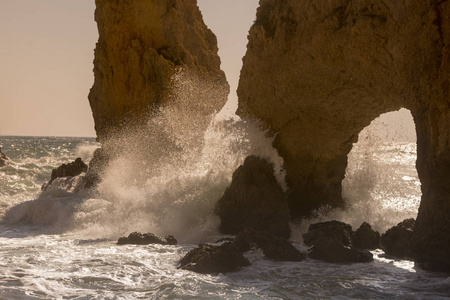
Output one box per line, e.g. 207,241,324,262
0,0,415,141
0,0,259,137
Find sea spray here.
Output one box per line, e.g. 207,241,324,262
0,70,286,243
297,109,421,235
72,116,285,243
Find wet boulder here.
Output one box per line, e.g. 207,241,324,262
0,147,9,167
178,242,250,274
234,228,305,262
380,218,415,259
309,238,373,263
215,155,290,238
117,232,177,246
42,157,88,190
302,220,353,247
353,222,380,250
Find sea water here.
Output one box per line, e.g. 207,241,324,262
1,120,450,299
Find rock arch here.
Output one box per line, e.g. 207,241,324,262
237,0,450,271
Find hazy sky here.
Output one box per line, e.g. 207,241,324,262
0,0,259,137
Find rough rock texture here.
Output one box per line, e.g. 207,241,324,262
117,232,177,246
353,222,380,250
234,228,305,262
302,221,353,247
90,0,228,141
0,148,8,167
42,158,88,190
380,218,415,260
215,155,290,238
178,243,250,274
309,238,373,264
238,0,450,271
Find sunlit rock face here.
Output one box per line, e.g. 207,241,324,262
238,0,450,271
89,0,228,141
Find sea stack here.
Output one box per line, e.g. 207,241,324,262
89,0,229,141
87,0,229,186
238,0,450,271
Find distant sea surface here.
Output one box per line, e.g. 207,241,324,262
1,135,449,299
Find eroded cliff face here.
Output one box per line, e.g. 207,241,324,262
90,0,228,141
238,0,450,271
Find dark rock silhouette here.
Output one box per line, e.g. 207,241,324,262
178,243,250,274
380,219,415,260
353,222,380,250
215,155,290,238
309,238,373,264
0,147,9,167
302,221,353,247
234,228,305,262
42,157,88,190
117,232,177,246
303,220,373,263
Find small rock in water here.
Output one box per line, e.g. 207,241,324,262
178,242,250,274
303,220,373,263
42,157,88,190
353,222,380,250
302,220,353,247
234,227,305,262
117,232,177,246
380,218,415,260
309,238,373,263
0,147,9,167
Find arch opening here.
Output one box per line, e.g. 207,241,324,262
338,108,420,233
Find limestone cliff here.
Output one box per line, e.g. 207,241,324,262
238,0,450,271
90,0,228,141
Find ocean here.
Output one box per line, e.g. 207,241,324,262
1,117,450,299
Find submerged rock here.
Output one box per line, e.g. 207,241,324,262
309,238,373,264
380,218,415,260
178,243,250,274
234,228,305,262
353,222,380,250
0,147,9,167
42,158,88,190
215,155,290,238
117,232,177,246
302,220,353,247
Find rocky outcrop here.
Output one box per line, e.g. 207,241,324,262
215,155,290,238
238,0,450,271
0,147,9,167
309,238,373,264
178,243,250,274
302,221,373,263
234,228,305,262
302,221,353,247
353,222,380,250
42,158,88,190
380,219,415,260
90,0,228,141
117,232,177,246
